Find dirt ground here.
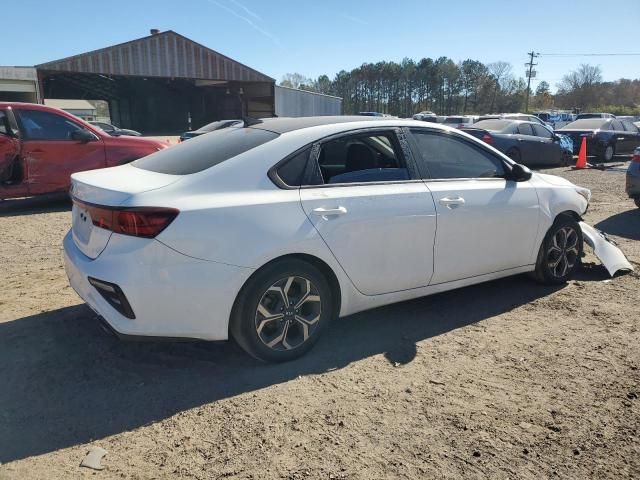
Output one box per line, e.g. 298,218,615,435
1,163,639,480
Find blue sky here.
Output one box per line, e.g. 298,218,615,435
5,0,640,90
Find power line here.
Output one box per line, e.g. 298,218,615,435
539,53,640,57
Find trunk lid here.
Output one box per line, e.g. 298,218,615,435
70,164,181,259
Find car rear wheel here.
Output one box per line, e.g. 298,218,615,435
230,259,334,362
532,215,583,285
601,144,615,162
506,148,521,163
561,151,573,167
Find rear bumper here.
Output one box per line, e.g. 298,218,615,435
63,230,254,341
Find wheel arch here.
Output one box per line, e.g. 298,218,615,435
229,252,343,335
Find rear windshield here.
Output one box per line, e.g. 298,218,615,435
444,117,465,123
198,120,241,132
561,119,609,130
472,119,512,131
132,127,279,175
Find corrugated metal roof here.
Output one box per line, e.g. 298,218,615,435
36,31,274,83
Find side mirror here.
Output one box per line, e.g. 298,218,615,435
510,163,532,182
71,129,95,143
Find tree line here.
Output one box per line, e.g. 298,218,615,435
280,60,640,117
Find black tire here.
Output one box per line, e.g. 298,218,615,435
635,198,640,209
532,215,583,285
230,259,334,362
506,147,521,163
600,143,615,162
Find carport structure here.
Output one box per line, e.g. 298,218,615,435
36,30,275,135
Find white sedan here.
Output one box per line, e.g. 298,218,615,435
64,116,593,362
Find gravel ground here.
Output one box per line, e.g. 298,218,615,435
0,163,639,479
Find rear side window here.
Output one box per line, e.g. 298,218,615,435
133,127,279,175
533,125,553,138
410,130,506,179
623,121,639,133
611,120,624,131
518,123,534,136
273,148,311,187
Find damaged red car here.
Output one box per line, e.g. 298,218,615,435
0,102,167,200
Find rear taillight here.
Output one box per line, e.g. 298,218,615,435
633,152,640,163
74,199,178,238
481,133,493,144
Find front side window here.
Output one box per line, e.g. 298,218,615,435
17,109,83,141
611,120,624,131
623,121,639,133
313,132,409,185
0,110,10,136
533,125,553,138
410,129,506,179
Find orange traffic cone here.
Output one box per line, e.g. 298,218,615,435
575,137,587,169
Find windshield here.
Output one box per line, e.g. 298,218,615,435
197,120,242,132
561,119,609,130
133,127,279,175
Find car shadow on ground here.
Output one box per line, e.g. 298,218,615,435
595,208,640,241
0,270,612,463
0,194,70,217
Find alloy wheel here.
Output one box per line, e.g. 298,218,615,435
547,226,580,278
255,276,322,351
604,145,614,161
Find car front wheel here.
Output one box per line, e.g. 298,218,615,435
532,216,583,284
230,259,334,362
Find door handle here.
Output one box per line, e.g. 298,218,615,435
312,206,347,218
439,196,465,209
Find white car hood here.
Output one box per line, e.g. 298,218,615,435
533,172,577,188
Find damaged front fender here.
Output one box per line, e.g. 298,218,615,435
580,222,634,277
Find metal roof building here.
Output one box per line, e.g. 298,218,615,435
35,30,276,134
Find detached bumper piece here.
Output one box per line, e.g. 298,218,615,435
87,277,136,319
579,222,634,277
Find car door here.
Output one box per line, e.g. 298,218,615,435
622,121,640,152
513,123,543,165
0,109,21,184
298,128,437,295
610,119,630,154
15,108,106,195
407,128,540,285
532,124,562,165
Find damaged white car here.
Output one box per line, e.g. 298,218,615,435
63,117,632,362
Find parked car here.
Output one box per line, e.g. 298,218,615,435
180,119,243,141
89,121,142,137
0,102,167,200
575,112,615,120
557,118,640,161
478,113,552,129
442,115,478,129
626,147,640,208
461,119,572,166
412,111,438,122
64,116,593,362
533,111,574,129
357,112,385,117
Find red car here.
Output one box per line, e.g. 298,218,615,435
0,102,167,200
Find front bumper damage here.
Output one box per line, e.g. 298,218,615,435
580,222,634,277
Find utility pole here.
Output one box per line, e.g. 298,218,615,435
524,51,539,113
